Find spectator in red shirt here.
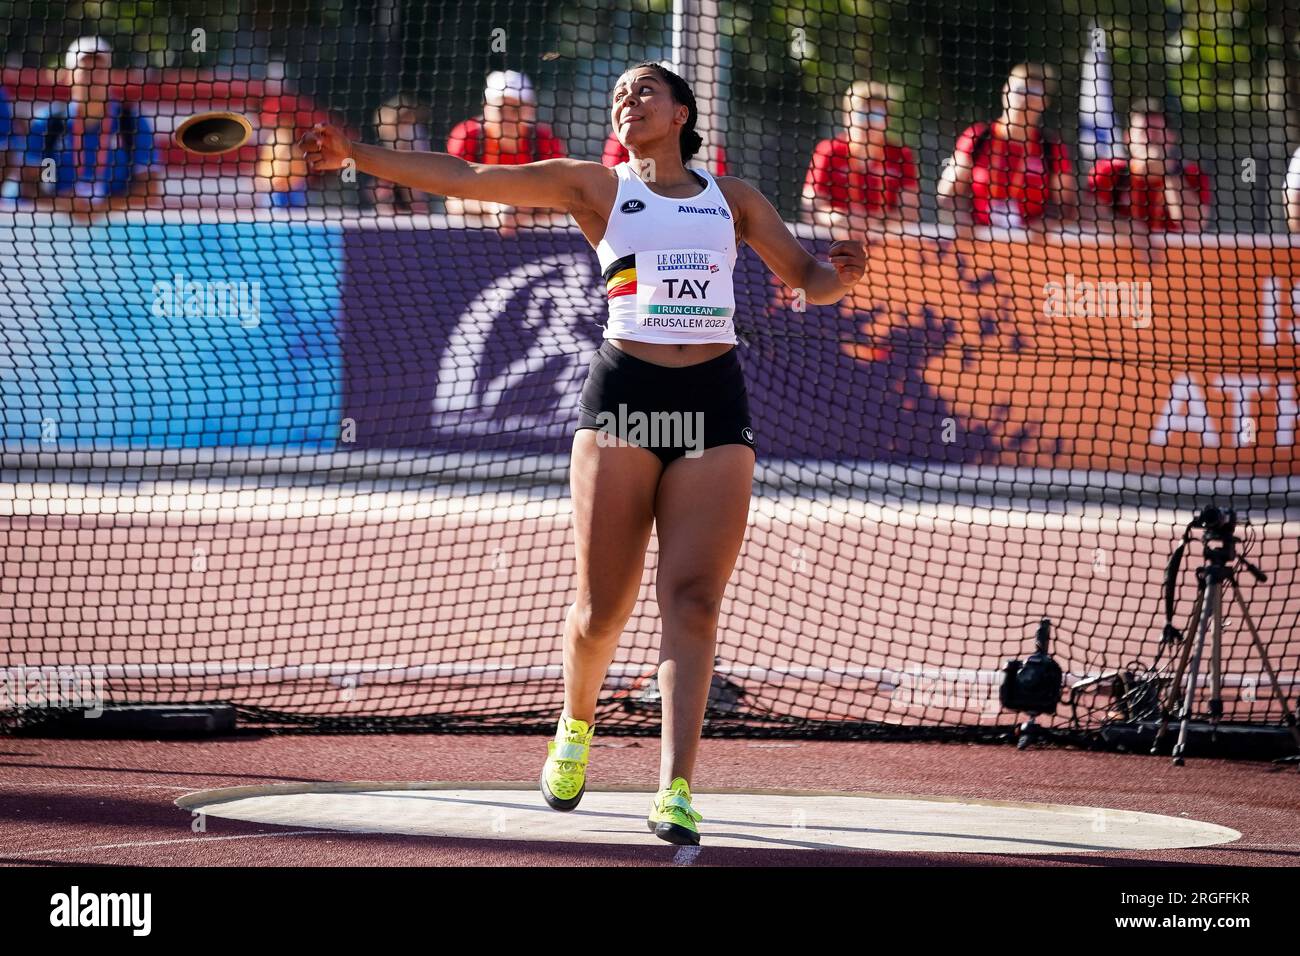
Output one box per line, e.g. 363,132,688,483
444,70,567,234
602,129,728,176
801,80,919,235
1087,101,1211,233
939,63,1078,232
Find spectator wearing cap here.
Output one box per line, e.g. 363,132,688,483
15,37,157,211
801,80,919,237
370,93,434,214
1285,144,1300,233
1088,101,1211,234
444,70,568,234
939,63,1078,233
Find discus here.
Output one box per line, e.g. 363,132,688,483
174,111,254,155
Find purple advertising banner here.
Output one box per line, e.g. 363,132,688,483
340,226,971,463
343,227,1300,472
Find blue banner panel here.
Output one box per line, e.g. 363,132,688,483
0,219,343,451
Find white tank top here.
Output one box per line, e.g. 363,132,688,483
595,161,738,345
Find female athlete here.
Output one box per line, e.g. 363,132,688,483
299,61,865,845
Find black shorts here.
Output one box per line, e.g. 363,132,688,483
576,340,757,466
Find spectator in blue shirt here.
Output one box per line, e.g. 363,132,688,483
0,86,15,203
15,37,156,210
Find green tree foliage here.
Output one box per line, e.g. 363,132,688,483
1163,0,1283,112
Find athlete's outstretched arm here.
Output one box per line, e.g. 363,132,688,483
297,123,597,213
726,177,865,304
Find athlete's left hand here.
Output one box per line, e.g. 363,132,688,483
828,239,866,287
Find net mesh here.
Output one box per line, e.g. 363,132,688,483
1,1,1298,738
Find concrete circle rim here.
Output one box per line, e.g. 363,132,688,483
175,780,1243,856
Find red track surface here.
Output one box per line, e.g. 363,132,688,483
4,493,1297,867
2,735,1297,867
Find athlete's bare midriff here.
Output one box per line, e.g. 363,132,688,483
607,339,733,366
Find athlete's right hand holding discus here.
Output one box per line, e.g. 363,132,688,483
301,66,869,847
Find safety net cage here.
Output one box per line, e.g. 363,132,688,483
0,0,1297,739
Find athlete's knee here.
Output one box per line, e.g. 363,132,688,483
657,579,725,630
568,599,629,644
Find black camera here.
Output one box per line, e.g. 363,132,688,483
1191,505,1236,539
1000,618,1064,715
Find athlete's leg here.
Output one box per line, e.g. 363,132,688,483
563,428,663,724
652,443,755,790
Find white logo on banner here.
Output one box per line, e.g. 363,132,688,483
432,254,605,436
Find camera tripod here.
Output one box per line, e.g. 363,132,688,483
1151,516,1300,767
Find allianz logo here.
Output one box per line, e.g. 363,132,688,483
676,204,730,219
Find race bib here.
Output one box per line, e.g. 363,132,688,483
633,248,735,334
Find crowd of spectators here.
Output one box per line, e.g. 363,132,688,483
3,40,1298,236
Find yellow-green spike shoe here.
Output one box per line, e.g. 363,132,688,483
647,777,703,845
540,715,595,811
